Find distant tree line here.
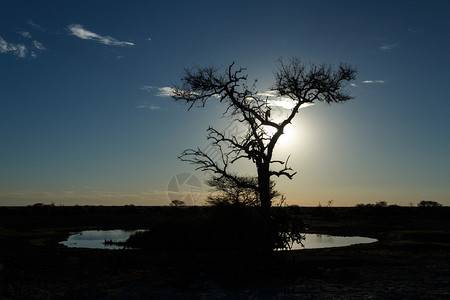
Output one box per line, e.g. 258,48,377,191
355,200,443,208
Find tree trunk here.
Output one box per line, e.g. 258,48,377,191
258,163,272,253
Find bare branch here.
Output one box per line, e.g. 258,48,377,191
270,155,297,180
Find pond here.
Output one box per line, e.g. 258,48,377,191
60,230,144,250
61,230,377,250
289,233,377,250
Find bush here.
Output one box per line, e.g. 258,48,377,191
124,206,304,253
418,200,442,208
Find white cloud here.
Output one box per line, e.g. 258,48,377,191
259,90,314,110
141,86,176,97
143,86,315,112
268,99,297,109
259,90,279,98
0,33,46,58
33,40,46,51
0,36,28,58
269,99,315,111
156,87,175,97
19,31,31,38
135,104,161,111
363,80,385,84
138,86,177,111
380,43,398,51
67,24,134,46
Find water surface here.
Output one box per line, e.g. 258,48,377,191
290,233,377,250
60,230,143,250
61,230,376,250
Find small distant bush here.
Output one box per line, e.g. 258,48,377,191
355,201,388,208
123,204,140,214
169,200,186,207
418,200,442,208
375,201,388,207
27,202,58,215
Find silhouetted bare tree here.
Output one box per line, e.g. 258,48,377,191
206,175,282,207
173,57,356,250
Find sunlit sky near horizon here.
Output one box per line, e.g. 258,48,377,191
1,0,449,207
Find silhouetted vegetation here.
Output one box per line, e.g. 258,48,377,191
206,176,283,207
124,205,305,253
169,200,186,207
173,58,357,251
126,206,262,252
418,200,442,208
355,201,389,208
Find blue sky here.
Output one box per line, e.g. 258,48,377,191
1,0,449,206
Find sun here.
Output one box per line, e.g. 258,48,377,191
277,124,297,149
265,123,298,150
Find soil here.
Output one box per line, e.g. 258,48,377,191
1,206,449,299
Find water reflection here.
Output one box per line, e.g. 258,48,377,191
60,230,143,250
291,233,377,250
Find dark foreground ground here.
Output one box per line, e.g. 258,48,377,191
1,205,449,299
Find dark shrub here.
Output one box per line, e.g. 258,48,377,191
125,206,304,253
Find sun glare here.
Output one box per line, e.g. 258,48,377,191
278,124,296,148
266,124,298,150
265,98,314,151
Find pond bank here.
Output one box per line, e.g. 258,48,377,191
1,238,449,299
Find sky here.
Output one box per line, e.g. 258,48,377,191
1,0,449,207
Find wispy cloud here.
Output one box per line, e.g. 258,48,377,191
19,31,32,38
0,35,47,59
27,20,45,32
27,19,47,32
408,28,426,34
142,86,316,112
141,86,176,97
380,43,398,51
259,90,314,110
67,24,134,46
156,87,175,97
135,104,161,111
363,80,385,84
33,40,46,51
0,36,28,58
138,86,176,111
